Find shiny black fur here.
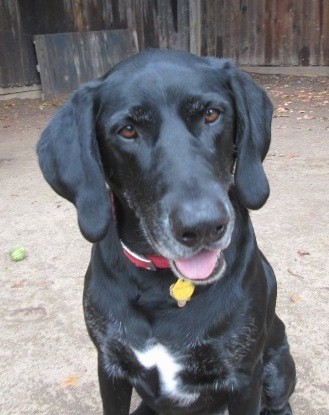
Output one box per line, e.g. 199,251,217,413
37,50,296,415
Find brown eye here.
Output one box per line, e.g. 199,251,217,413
119,125,137,139
204,108,220,124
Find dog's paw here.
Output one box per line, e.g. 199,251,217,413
260,403,293,415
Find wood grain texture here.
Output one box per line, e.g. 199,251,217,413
321,0,329,65
0,0,39,87
1,0,328,88
34,29,137,98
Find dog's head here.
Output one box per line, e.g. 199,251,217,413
37,50,272,284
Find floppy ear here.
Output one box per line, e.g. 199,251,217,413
206,58,273,209
37,84,111,242
228,66,273,209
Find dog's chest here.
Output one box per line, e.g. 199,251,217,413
133,343,198,405
105,335,239,410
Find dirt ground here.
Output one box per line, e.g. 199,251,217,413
0,73,328,415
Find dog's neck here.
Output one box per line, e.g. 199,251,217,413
112,194,172,270
112,193,157,256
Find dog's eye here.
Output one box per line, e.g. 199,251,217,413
204,108,220,124
119,125,138,139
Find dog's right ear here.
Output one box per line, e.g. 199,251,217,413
37,84,111,242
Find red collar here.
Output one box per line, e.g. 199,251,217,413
120,240,171,271
111,193,170,271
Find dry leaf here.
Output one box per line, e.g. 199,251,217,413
11,279,27,289
38,103,50,110
290,294,301,302
285,153,297,159
288,269,303,278
277,106,289,113
298,250,310,256
60,376,79,388
11,306,46,317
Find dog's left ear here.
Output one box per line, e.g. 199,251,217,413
207,58,273,210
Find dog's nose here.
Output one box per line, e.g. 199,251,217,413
169,200,229,248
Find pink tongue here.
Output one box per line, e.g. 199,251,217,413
174,250,218,280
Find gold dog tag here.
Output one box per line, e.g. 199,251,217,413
170,279,195,307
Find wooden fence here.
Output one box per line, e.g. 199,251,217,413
1,0,328,88
193,0,329,66
130,0,329,66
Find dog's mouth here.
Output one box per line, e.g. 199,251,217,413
170,249,226,283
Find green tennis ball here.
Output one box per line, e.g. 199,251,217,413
10,245,26,262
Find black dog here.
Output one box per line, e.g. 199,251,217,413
37,49,296,415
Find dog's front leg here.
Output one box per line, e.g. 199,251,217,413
227,366,262,415
98,357,132,415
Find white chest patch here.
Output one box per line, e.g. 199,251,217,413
133,343,199,406
134,344,180,392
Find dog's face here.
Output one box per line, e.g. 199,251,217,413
37,50,273,284
97,54,236,283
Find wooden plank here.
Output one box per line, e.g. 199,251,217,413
214,0,224,58
246,0,265,65
239,0,249,64
299,0,320,65
265,0,293,66
218,0,240,61
129,0,145,50
142,0,159,48
158,1,174,49
264,0,273,65
254,0,266,65
272,0,280,65
189,0,202,55
0,0,40,87
205,0,217,56
247,0,256,64
306,0,321,65
277,0,293,65
230,0,240,62
34,29,138,98
291,0,303,65
214,0,240,62
247,0,255,64
200,0,208,55
177,0,190,51
320,0,329,65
